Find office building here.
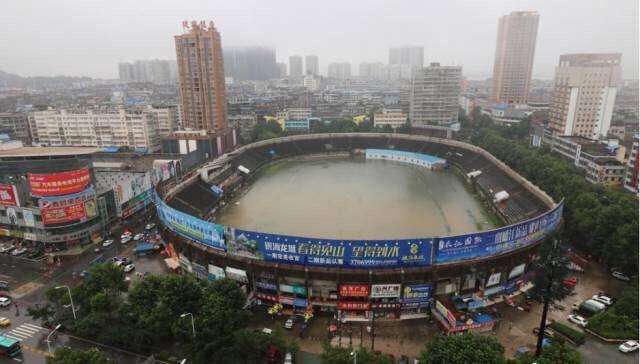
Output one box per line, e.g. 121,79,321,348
305,55,319,75
276,62,287,78
491,11,539,105
223,46,278,81
0,113,31,144
373,109,408,129
289,56,303,78
175,21,228,132
410,63,462,126
548,53,621,140
389,46,424,69
328,62,352,79
29,108,160,151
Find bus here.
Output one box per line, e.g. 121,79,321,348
0,335,21,357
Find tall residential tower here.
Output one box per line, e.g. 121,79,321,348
409,63,462,126
305,55,319,75
289,56,303,78
174,20,227,132
491,11,539,105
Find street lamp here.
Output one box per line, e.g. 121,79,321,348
350,350,357,364
55,285,76,320
180,312,196,338
46,324,62,355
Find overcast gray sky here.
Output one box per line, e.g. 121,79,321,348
1,0,637,79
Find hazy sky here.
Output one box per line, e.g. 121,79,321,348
1,0,638,79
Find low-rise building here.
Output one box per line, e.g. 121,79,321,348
0,113,31,145
373,109,407,129
229,114,258,142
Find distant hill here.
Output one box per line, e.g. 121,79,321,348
0,69,93,89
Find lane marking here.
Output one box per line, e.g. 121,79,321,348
23,323,43,330
16,325,39,333
4,334,23,341
13,328,37,336
7,331,30,339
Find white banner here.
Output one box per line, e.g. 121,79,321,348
486,272,502,287
370,284,401,298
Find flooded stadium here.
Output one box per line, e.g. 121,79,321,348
216,156,498,239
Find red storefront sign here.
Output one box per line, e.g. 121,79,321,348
0,184,19,206
337,302,370,311
28,167,91,196
339,285,369,298
256,293,279,302
41,202,89,225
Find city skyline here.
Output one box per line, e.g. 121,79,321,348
0,0,637,80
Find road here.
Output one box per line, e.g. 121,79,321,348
0,210,162,363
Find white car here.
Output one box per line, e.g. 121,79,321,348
591,294,613,306
120,232,132,240
102,239,115,248
121,236,132,245
11,247,27,256
567,314,588,327
619,340,639,353
0,297,10,307
123,264,135,273
284,352,293,364
284,317,294,329
145,223,156,231
133,233,145,241
0,245,14,254
611,271,630,281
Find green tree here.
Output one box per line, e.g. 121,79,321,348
321,343,391,364
252,120,284,141
418,333,506,364
47,347,114,364
515,341,581,364
527,237,574,357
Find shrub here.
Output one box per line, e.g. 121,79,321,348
549,322,585,345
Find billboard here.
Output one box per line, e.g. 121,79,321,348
402,284,432,303
435,300,457,327
28,167,91,196
508,263,526,279
0,184,19,206
114,172,153,206
337,302,370,311
435,202,563,264
155,193,226,250
39,187,97,226
339,285,369,298
207,264,225,281
232,230,432,269
370,284,401,298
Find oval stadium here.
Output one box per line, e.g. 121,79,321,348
156,133,563,326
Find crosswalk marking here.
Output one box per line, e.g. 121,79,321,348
5,323,44,341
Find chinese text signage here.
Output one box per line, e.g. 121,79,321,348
28,167,91,197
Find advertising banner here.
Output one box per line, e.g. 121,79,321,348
486,272,502,287
155,193,226,250
435,300,457,327
279,284,307,296
192,262,208,280
256,281,278,291
225,266,248,283
39,187,97,225
337,302,370,311
339,285,369,298
256,293,279,302
508,263,526,279
370,284,401,298
0,184,19,206
402,284,432,303
28,167,91,196
6,208,17,225
210,185,224,196
22,210,35,227
232,229,432,269
435,202,563,263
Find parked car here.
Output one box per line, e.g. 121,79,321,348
123,264,135,273
611,270,630,281
11,247,27,256
285,317,295,329
619,341,639,353
284,352,293,364
133,233,145,241
0,317,11,327
102,239,115,248
0,297,11,307
0,245,15,254
120,232,132,240
562,277,577,287
567,314,588,327
145,223,156,231
532,327,555,338
591,294,613,306
121,236,132,245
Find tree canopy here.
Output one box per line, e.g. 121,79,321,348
418,333,506,364
47,347,114,364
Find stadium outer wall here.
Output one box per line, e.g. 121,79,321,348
156,133,561,320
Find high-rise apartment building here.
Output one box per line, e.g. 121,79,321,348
289,56,303,78
175,21,228,132
624,134,639,194
118,60,177,85
276,62,287,78
548,53,621,140
29,108,159,151
328,62,351,79
359,62,386,80
305,55,319,75
409,63,462,126
389,46,424,69
491,11,539,105
223,46,278,81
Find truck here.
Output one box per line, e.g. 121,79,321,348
0,335,21,357
578,299,606,317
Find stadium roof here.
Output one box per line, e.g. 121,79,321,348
0,146,102,158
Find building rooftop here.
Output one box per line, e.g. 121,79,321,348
0,146,102,158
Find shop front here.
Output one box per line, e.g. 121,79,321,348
431,299,495,335
338,285,370,321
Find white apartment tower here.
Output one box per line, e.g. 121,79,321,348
409,63,462,126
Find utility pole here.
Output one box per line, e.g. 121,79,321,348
370,310,376,351
535,239,558,357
